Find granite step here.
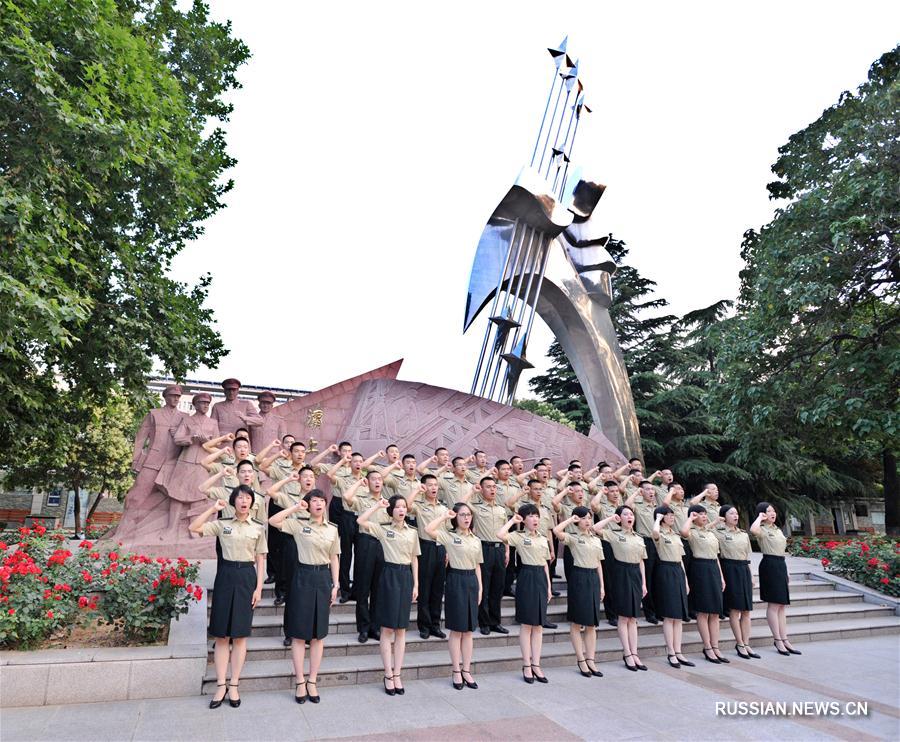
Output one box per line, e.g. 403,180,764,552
201,614,900,693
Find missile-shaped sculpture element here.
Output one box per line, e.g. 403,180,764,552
464,38,641,457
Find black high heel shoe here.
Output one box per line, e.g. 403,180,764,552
667,654,681,668
783,641,802,655
702,648,721,664
531,665,549,683
522,665,535,684
295,681,307,704
736,644,752,660
576,659,592,677
585,658,603,677
745,646,761,659
306,680,320,703
227,682,241,708
383,675,396,696
392,674,405,695
773,638,791,656
461,670,478,689
622,654,638,672
675,654,695,667
451,669,464,690
632,655,647,671
712,645,730,664
209,683,226,709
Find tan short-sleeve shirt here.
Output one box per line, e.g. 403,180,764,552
655,528,686,562
350,491,392,525
201,517,267,561
366,522,421,564
410,499,449,541
669,500,690,532
507,530,551,566
279,518,340,565
687,526,720,559
631,495,657,538
465,468,490,485
383,473,421,500
559,496,586,534
604,530,647,563
471,501,508,543
715,527,751,560
563,532,604,569
701,498,721,521
437,475,470,507
435,529,483,570
593,500,623,532
755,524,787,556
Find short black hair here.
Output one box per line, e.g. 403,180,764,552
517,503,539,519
290,441,306,453
510,455,522,464
451,456,465,466
719,504,737,519
282,434,295,443
473,449,485,456
653,505,673,519
527,479,541,488
615,505,634,517
304,489,327,506
434,447,448,456
567,463,581,472
495,459,510,468
479,476,495,487
338,441,352,450
386,495,407,517
236,459,254,471
629,468,641,475
229,484,255,507
756,501,774,516
640,480,653,486
688,504,707,516
572,505,590,519
233,436,251,447
351,451,364,459
629,457,641,464
421,474,437,484
298,465,315,477
603,480,619,488
401,454,416,464
386,443,399,451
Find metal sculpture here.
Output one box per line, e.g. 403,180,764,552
464,37,641,456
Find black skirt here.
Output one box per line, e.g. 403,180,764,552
567,565,602,626
653,560,689,621
515,564,549,627
688,557,723,615
721,558,754,612
444,568,478,632
285,563,333,640
758,554,790,605
281,537,299,629
375,562,413,629
209,559,256,638
610,560,643,618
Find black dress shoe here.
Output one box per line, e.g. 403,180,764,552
479,626,490,635
502,590,515,598
358,632,368,643
283,636,292,647
607,617,618,627
369,629,381,640
338,593,350,604
419,629,430,640
263,576,275,584
644,615,659,625
430,628,447,639
274,595,285,606
551,589,561,597
491,624,509,634
542,621,558,629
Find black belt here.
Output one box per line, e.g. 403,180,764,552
359,532,379,542
692,557,718,563
761,554,785,560
447,567,475,575
720,558,751,564
221,559,255,569
297,563,330,571
481,541,503,548
419,538,442,547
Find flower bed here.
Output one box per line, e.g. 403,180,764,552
0,526,201,649
788,535,900,598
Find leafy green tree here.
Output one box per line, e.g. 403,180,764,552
0,0,248,444
711,46,899,529
513,399,575,429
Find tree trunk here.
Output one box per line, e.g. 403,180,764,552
85,491,104,523
883,449,899,535
72,483,82,538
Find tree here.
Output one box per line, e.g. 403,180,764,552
0,0,249,445
513,399,575,429
711,46,900,529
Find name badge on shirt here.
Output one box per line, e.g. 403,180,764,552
577,538,586,545
663,537,672,545
302,526,312,535
452,537,462,545
386,530,396,539
617,535,627,543
523,537,532,546
222,526,232,535
725,535,733,541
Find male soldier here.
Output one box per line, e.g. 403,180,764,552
408,475,450,640
465,450,491,485
210,378,263,438
416,447,451,477
381,454,422,501
649,468,675,502
465,477,510,636
437,456,473,507
343,471,392,643
494,460,523,597
250,391,287,456
625,480,661,624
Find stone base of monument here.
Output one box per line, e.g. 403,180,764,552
0,580,208,707
198,556,899,694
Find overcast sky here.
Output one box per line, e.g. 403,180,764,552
168,1,900,397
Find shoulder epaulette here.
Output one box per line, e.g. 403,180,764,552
220,516,235,521
251,517,265,526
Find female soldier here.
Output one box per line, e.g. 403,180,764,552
426,503,483,690
189,485,266,709
498,504,552,684
358,495,420,696
751,502,800,656
590,482,623,626
651,506,693,668
681,505,727,664
605,505,648,671
552,506,616,678
715,504,758,659
269,489,340,704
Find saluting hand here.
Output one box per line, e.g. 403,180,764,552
612,514,622,524
377,498,390,509
223,466,235,478
328,443,339,453
512,513,524,524
226,433,236,441
213,499,227,512
288,472,300,482
271,438,280,448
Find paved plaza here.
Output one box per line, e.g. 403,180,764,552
2,634,897,741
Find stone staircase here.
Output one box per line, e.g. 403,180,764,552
201,565,900,694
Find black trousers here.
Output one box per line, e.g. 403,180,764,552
416,539,446,631
281,536,298,638
562,540,575,582
503,546,518,593
266,499,285,588
479,542,506,628
550,533,561,577
641,535,659,619
337,509,357,597
354,533,384,636
601,539,617,620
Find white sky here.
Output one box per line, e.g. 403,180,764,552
169,0,900,396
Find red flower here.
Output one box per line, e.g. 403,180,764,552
46,610,54,618
824,541,838,549
148,594,156,602
0,542,7,551
821,558,830,566
34,525,46,536
867,557,879,567
78,596,89,608
78,540,93,549
18,527,31,536
7,608,14,615
881,577,890,585
108,552,118,561
151,579,159,589
881,564,890,571
860,543,870,553
193,587,203,600
90,552,100,560
81,571,92,583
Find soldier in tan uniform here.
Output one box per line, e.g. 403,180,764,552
438,456,474,507
465,450,491,485
467,477,510,635
751,502,799,656
408,475,450,640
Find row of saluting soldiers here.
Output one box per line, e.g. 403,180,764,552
187,433,800,708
